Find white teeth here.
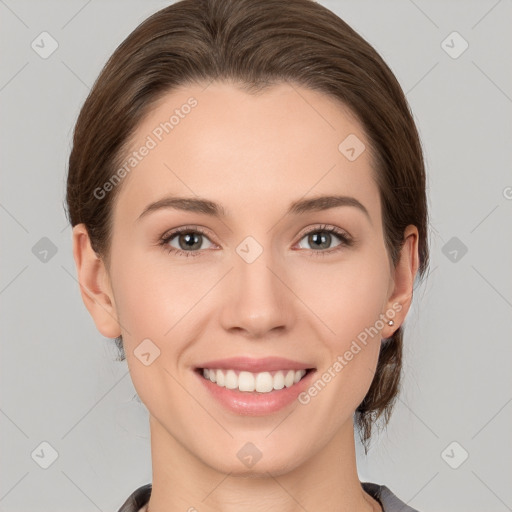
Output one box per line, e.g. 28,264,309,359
225,369,238,390
273,371,285,390
201,368,308,393
238,371,255,392
255,372,273,393
284,369,295,387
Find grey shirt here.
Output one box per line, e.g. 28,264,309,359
361,482,420,511
117,482,420,511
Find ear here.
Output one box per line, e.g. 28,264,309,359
72,223,121,338
381,224,420,338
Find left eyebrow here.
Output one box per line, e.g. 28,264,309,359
288,195,371,225
136,194,372,225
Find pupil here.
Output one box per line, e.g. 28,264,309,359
181,233,200,250
311,232,329,249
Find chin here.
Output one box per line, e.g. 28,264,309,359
200,444,307,478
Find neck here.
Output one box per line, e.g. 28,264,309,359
146,414,381,512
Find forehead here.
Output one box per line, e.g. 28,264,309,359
112,81,381,226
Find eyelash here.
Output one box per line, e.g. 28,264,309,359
157,224,353,258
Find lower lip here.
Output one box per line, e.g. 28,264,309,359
195,369,316,416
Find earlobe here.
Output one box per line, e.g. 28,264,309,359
72,224,121,338
382,225,420,338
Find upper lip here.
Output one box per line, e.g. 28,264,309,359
196,356,315,373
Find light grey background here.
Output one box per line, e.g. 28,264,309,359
1,1,511,511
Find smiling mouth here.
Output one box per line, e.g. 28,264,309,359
195,367,315,393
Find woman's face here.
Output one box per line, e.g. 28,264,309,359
83,81,415,475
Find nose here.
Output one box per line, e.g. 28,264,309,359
219,247,295,339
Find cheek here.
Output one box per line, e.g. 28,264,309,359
295,258,390,421
111,248,177,327
110,250,208,373
111,254,190,411
292,252,391,342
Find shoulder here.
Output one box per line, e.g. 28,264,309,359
116,483,152,512
361,481,421,512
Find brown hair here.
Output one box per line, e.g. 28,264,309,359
65,0,429,452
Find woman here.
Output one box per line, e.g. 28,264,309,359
66,0,429,510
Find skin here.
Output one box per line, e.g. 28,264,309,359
72,81,419,512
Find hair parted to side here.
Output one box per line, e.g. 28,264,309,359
65,0,429,453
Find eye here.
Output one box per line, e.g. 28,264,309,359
295,224,353,256
158,226,216,258
157,224,353,258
